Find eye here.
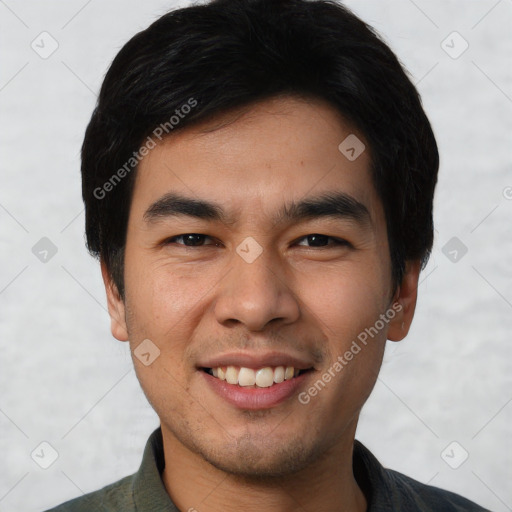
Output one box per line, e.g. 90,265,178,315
295,234,351,248
163,233,220,247
162,233,350,249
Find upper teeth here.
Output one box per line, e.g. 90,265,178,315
211,365,298,387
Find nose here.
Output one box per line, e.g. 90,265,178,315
213,245,300,332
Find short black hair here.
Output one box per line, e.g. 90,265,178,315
82,0,439,300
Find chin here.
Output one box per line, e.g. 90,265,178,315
198,435,320,479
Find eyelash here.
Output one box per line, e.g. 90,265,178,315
162,233,351,249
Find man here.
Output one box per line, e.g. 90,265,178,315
45,0,489,510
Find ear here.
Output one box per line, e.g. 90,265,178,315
100,259,129,342
387,259,422,342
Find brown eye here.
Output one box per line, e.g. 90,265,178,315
295,234,350,248
164,234,218,247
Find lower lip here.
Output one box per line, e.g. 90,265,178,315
200,370,312,410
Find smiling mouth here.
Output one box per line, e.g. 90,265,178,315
200,365,314,388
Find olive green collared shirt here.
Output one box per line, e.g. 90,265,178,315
44,427,490,511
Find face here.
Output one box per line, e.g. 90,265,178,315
103,95,419,478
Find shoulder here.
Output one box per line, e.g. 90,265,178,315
353,440,491,511
43,426,173,512
42,473,135,512
386,467,491,511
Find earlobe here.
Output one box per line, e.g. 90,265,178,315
387,259,421,342
100,259,129,342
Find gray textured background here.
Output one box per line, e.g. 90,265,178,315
1,1,511,511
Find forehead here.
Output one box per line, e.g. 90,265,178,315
130,95,383,228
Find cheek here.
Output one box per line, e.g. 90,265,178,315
122,265,201,406
123,259,222,381
125,254,207,327
300,262,389,339
298,266,388,416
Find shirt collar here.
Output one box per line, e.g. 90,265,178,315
353,439,403,510
132,426,179,511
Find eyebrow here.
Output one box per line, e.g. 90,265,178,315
143,191,372,229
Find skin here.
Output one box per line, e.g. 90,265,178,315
102,95,421,512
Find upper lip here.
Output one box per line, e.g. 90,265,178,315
197,351,315,370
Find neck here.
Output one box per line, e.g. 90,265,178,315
161,423,367,512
